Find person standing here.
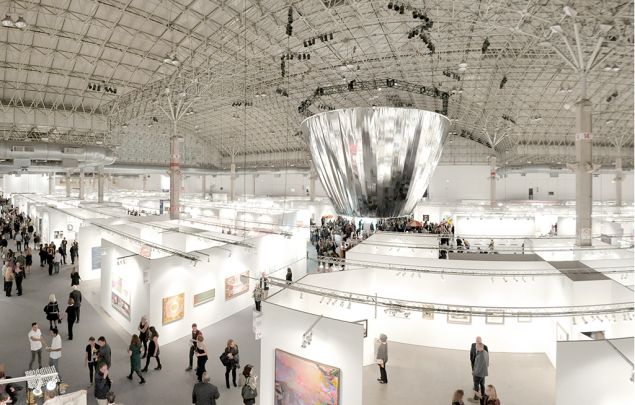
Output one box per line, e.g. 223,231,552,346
194,335,208,383
70,242,77,265
252,286,263,312
376,333,388,384
223,339,239,389
97,337,112,369
53,249,62,274
485,385,500,405
69,285,82,323
94,363,111,405
3,265,13,297
84,337,100,386
46,328,62,378
192,372,220,405
44,294,60,329
28,322,43,370
141,327,161,371
126,335,145,384
259,272,270,298
186,323,203,372
470,336,489,401
285,268,293,284
25,246,33,275
70,267,81,286
452,389,465,405
15,232,22,252
39,244,46,268
61,239,67,264
472,343,489,405
138,316,149,358
239,365,258,405
65,298,77,340
14,264,23,296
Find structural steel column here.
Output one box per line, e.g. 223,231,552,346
575,98,593,246
79,169,85,200
230,162,236,201
65,172,71,197
97,167,104,203
202,175,207,199
615,154,622,207
169,121,181,220
489,156,497,207
309,167,317,201
141,175,147,192
48,173,54,194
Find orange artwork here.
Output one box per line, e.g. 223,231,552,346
162,293,185,325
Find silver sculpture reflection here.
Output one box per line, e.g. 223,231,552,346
301,107,449,217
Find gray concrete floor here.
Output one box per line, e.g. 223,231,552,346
1,238,555,405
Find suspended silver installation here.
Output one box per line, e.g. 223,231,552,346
301,107,449,217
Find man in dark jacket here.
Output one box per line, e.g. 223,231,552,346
192,372,220,405
470,336,489,401
94,363,111,405
69,286,82,323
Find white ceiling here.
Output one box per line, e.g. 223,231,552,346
0,0,633,168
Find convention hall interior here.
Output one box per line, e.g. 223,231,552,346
0,0,633,404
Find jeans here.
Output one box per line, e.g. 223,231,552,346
473,375,485,405
29,349,42,369
53,262,60,274
49,358,60,377
189,345,195,368
225,364,237,388
88,362,96,383
143,355,161,370
4,280,12,296
378,364,387,383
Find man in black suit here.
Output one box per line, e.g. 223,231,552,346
192,372,220,405
470,336,489,401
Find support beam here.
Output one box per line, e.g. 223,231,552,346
65,172,71,197
489,156,497,207
79,169,85,200
169,123,182,220
575,98,593,246
615,154,623,207
309,166,317,202
97,166,104,203
202,175,207,199
230,161,236,201
141,175,147,192
48,173,54,195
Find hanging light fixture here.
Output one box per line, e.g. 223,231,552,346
14,16,26,28
1,14,13,27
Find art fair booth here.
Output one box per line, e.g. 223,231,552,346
97,219,308,344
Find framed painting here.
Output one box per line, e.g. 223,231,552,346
447,306,471,324
485,309,505,325
193,288,216,307
274,349,340,405
421,304,435,320
162,293,185,325
224,271,249,300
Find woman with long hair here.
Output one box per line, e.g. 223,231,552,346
141,326,161,372
452,389,465,405
239,364,258,405
127,334,145,384
44,294,60,329
485,385,500,405
25,246,33,274
194,334,208,382
138,316,149,358
223,339,240,389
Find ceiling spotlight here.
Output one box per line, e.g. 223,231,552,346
14,16,27,29
611,64,621,72
163,54,172,64
33,386,43,397
1,15,13,27
458,62,468,72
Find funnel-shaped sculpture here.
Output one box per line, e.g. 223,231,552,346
302,107,449,217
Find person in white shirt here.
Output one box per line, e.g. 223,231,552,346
47,327,62,378
28,322,43,369
53,250,62,274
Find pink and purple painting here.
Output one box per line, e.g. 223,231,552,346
274,349,340,405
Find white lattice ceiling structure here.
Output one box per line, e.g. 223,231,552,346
0,0,633,169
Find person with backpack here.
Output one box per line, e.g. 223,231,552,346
239,364,258,405
44,294,61,329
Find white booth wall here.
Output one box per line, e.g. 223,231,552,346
260,302,363,405
556,337,634,405
78,225,104,281
2,174,49,194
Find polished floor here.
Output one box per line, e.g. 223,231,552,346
0,239,555,405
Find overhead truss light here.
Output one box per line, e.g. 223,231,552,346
2,14,27,29
163,53,179,66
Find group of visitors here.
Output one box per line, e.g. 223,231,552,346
38,238,79,276
1,206,37,297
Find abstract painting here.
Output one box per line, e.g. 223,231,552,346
224,271,249,300
193,288,216,307
274,349,340,405
162,293,185,325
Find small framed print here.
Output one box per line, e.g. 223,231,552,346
422,304,435,320
517,314,532,323
354,319,368,338
485,309,505,325
447,306,471,324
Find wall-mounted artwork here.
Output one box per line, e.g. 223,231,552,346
111,292,130,320
224,271,249,300
162,293,185,325
485,309,505,325
111,271,131,320
91,246,102,270
274,349,340,405
447,306,471,324
53,231,63,239
193,288,216,307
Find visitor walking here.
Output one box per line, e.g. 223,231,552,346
138,316,149,358
285,267,293,284
141,326,161,371
70,267,81,286
25,246,32,274
223,339,239,389
14,264,23,296
472,342,489,405
94,363,111,405
46,328,62,378
470,337,489,401
239,365,258,405
126,335,145,384
452,389,465,405
65,298,77,340
15,232,22,252
376,333,388,384
194,335,208,383
28,322,43,370
192,372,220,405
3,264,13,297
252,286,263,312
53,249,62,274
44,294,60,329
97,337,112,368
259,272,270,298
70,241,78,265
85,337,100,386
186,323,203,371
70,285,82,323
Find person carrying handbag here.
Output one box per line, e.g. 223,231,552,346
239,364,258,405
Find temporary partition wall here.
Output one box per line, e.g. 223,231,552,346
556,338,634,405
260,302,363,405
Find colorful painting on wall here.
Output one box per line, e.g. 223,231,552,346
274,349,340,405
162,293,185,325
111,270,131,320
224,271,249,300
111,292,130,320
